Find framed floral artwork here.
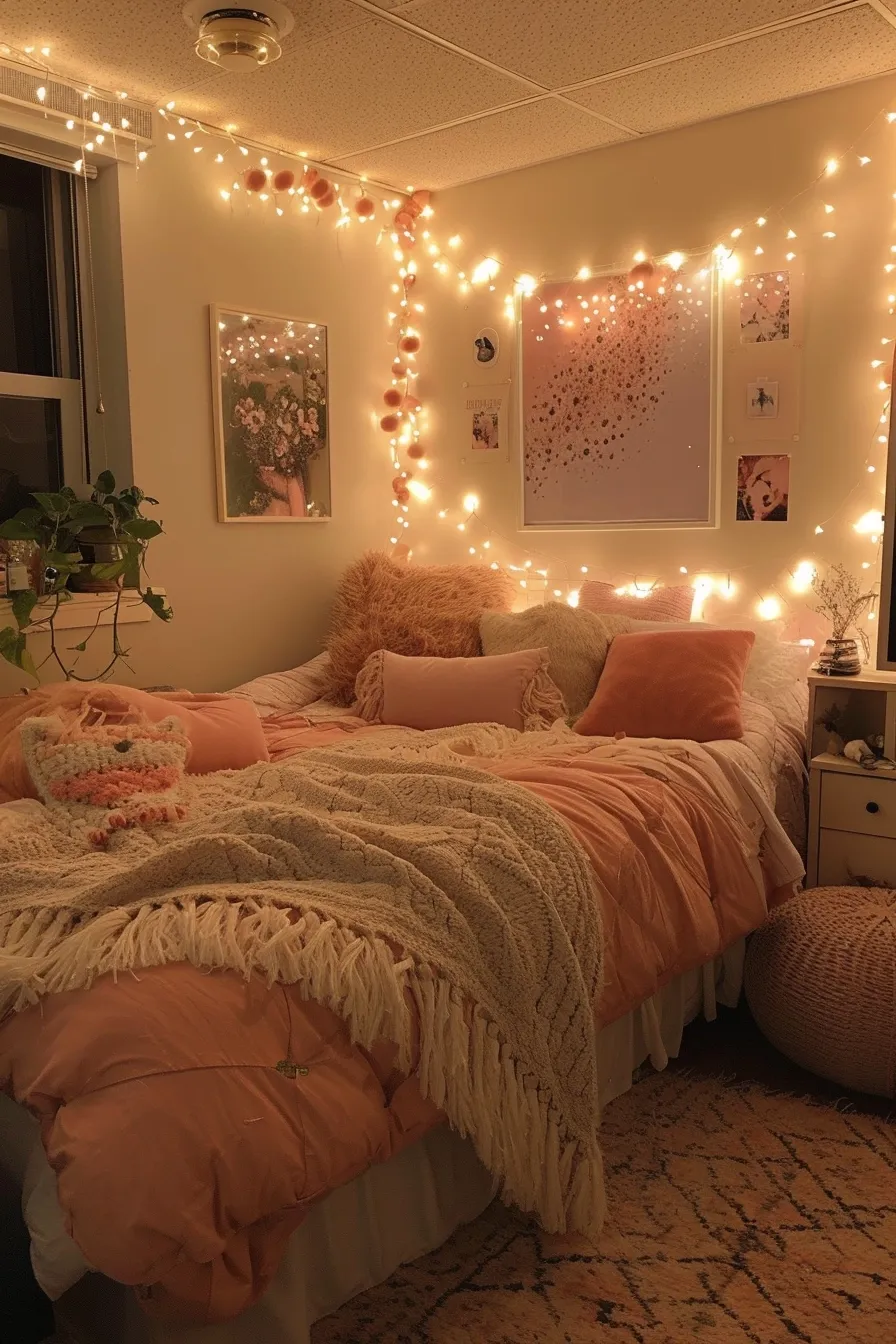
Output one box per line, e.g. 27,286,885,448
210,306,331,522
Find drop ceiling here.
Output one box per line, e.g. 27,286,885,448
3,0,896,189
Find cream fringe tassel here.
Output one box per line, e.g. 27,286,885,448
0,897,604,1238
353,649,568,733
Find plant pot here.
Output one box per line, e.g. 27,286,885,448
814,637,862,677
69,526,122,594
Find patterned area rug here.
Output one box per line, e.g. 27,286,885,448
312,1071,895,1343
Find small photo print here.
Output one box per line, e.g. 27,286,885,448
747,379,779,418
472,409,500,451
737,454,790,522
740,271,790,344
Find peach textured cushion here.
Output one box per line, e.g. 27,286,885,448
0,684,268,802
574,629,755,742
324,552,514,705
578,580,695,622
354,648,564,731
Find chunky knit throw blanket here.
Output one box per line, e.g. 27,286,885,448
0,731,604,1237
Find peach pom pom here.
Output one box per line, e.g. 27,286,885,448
316,188,337,208
406,443,425,460
303,167,319,189
309,177,330,201
381,414,401,433
399,335,421,354
396,487,410,504
627,260,656,288
392,359,407,376
355,196,376,219
272,169,295,192
402,394,422,413
392,474,411,492
383,388,402,409
243,168,267,193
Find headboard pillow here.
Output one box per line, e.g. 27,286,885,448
480,603,629,719
324,552,514,705
578,580,695,622
353,648,565,731
575,628,755,742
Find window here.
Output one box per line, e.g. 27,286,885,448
0,151,85,522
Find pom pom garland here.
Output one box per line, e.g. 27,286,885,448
272,168,295,192
406,442,426,460
399,334,421,354
309,177,330,201
383,388,402,408
243,167,267,193
380,413,401,433
355,196,376,219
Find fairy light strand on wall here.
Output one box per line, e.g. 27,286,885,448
3,41,891,633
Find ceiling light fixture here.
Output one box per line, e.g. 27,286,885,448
183,2,294,71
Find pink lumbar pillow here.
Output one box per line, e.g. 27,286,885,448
353,648,566,731
578,580,695,622
574,628,755,742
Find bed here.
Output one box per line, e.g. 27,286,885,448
0,654,808,1344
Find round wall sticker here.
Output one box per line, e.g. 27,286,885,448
473,328,499,366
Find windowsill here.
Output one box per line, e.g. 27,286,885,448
0,590,161,632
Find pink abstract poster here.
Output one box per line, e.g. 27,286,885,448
522,270,715,526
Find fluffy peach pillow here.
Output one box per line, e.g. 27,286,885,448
578,580,695,622
354,648,565,731
574,629,755,742
324,552,514,705
0,684,268,802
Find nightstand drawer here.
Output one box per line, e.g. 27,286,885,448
820,771,896,839
817,829,896,887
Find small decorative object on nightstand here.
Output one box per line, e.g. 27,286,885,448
807,668,896,886
810,562,876,676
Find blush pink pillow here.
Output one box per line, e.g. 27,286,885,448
574,629,755,742
0,684,268,802
578,580,695,622
354,648,565,731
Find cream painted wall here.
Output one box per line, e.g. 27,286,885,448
1,136,396,693
416,76,896,641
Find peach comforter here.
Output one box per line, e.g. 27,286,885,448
0,696,805,1325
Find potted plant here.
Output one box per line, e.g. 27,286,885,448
0,471,172,682
811,562,876,676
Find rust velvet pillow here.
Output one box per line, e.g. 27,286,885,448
574,628,756,742
323,552,514,705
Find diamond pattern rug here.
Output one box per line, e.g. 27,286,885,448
312,1072,896,1343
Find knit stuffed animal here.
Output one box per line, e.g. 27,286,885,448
20,713,189,847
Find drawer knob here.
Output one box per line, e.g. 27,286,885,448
866,801,880,814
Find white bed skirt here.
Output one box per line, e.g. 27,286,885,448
4,943,744,1344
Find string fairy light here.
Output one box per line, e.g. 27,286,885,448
6,42,891,634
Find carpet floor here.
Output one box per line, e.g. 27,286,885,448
313,1018,895,1344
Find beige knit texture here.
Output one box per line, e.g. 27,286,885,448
0,731,604,1236
323,553,514,705
480,604,633,720
745,885,896,1098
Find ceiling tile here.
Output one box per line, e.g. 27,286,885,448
231,19,539,160
568,7,896,133
335,98,632,189
367,0,848,88
0,1,367,104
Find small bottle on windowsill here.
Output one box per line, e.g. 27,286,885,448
5,543,30,593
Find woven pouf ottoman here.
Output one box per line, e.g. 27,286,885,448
745,886,896,1097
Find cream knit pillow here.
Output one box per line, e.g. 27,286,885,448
480,604,633,719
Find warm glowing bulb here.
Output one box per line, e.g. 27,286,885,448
757,597,782,621
515,273,537,296
790,561,816,593
756,216,767,227
664,251,685,270
407,480,431,501
825,159,838,174
823,203,834,214
471,258,500,284
65,118,74,129
730,228,742,239
35,86,46,102
462,493,480,513
859,156,871,166
815,525,824,535
219,189,230,200
632,250,646,263
567,590,580,608
786,229,797,239
577,266,591,280
138,150,148,162
855,510,884,535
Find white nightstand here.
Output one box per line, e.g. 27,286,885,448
807,669,896,887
